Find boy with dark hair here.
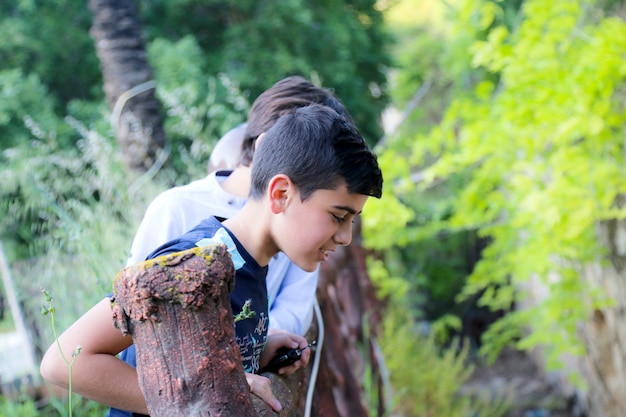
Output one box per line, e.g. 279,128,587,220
40,103,383,415
239,75,353,167
127,76,352,337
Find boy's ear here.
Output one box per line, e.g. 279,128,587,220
267,174,293,214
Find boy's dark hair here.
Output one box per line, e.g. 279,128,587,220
240,75,352,167
250,104,383,200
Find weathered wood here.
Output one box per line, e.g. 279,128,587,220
254,372,304,416
0,241,39,398
112,244,251,416
304,219,385,417
515,197,626,417
109,220,383,417
112,243,301,416
577,211,626,417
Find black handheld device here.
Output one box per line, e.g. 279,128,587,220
261,341,316,374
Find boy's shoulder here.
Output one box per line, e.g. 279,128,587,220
147,217,224,260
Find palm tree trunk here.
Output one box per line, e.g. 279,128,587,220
88,0,166,173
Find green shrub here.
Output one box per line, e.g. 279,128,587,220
380,303,510,417
0,394,107,417
0,117,163,354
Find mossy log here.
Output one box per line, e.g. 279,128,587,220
111,244,299,416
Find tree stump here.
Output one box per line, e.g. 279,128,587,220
112,243,298,416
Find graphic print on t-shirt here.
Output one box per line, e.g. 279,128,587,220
237,310,268,373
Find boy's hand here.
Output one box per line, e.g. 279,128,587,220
245,373,282,412
260,332,311,375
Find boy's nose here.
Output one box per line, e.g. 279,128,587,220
334,222,353,246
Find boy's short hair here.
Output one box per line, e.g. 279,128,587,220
240,76,352,167
250,104,383,200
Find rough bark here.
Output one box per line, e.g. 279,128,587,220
241,220,386,417
255,372,305,416
577,209,626,417
299,219,386,417
112,244,299,416
515,197,626,417
88,0,166,173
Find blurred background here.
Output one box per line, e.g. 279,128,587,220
1,0,625,416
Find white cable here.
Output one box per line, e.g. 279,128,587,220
109,79,170,195
304,297,324,417
128,143,171,197
372,337,393,413
110,80,157,129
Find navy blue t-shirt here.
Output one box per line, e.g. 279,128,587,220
108,216,269,417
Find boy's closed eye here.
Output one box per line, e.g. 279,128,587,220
332,213,358,224
330,205,360,224
332,213,348,223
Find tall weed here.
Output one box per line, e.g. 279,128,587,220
380,303,510,417
1,117,164,354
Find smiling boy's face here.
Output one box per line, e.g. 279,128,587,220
272,181,369,273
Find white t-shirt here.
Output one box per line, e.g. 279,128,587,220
126,171,317,335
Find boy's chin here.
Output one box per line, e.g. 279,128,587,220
285,251,324,273
299,264,319,273
294,259,320,274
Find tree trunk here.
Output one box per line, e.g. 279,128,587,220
300,219,386,417
88,0,166,173
577,201,626,417
112,244,299,416
516,197,626,417
110,216,384,416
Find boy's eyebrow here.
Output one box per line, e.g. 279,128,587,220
333,205,360,215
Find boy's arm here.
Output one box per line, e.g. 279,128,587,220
268,260,319,335
39,298,150,414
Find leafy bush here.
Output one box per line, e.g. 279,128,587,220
0,394,107,417
147,36,248,182
379,302,510,417
2,123,157,354
372,0,626,374
368,257,509,417
0,69,75,151
139,0,392,145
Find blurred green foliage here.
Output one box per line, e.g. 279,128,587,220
2,123,152,349
0,0,390,147
0,69,74,150
0,393,107,417
0,1,101,109
380,304,510,417
6,0,625,413
0,0,392,260
366,0,626,375
146,36,249,181
138,0,392,145
0,1,393,412
372,253,510,416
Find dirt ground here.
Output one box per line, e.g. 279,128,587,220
464,347,576,417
